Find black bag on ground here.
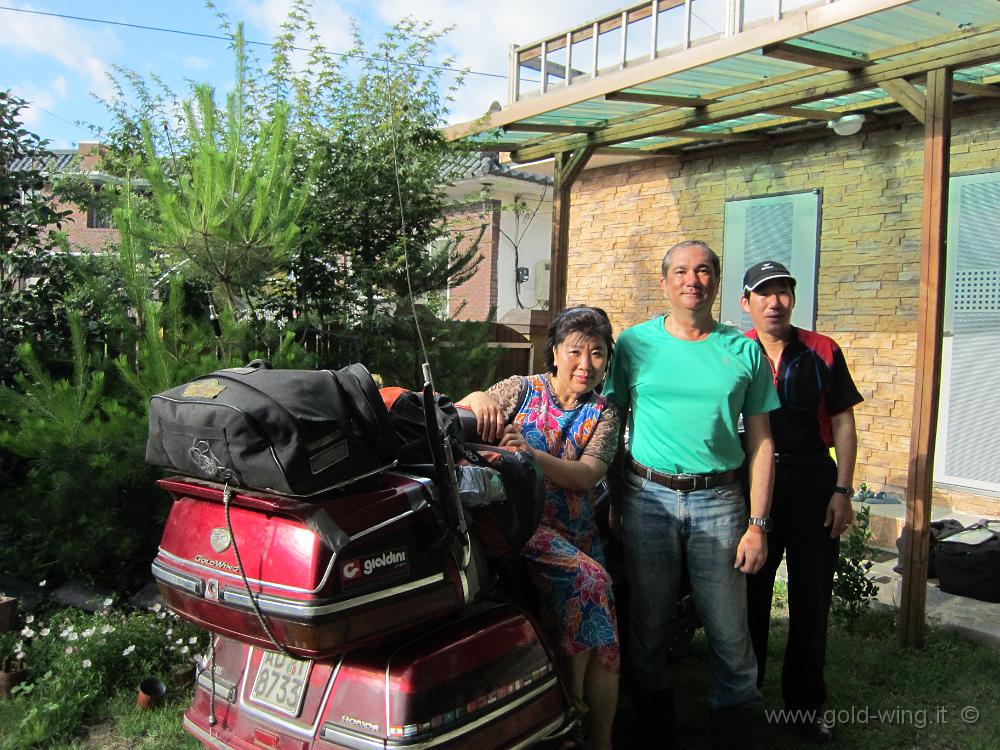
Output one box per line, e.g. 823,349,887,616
146,362,397,496
935,521,1000,603
894,518,965,577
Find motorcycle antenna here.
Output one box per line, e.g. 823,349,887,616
385,53,433,390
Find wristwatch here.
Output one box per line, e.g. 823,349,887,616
748,516,772,532
833,486,854,497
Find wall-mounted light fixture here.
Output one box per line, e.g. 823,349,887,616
827,114,866,136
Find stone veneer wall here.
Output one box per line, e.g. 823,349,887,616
446,201,500,321
565,107,1000,516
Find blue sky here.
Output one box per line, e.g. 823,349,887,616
1,0,628,149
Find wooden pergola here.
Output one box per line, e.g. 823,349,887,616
446,0,1000,646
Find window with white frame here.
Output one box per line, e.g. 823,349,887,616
934,171,1000,494
720,190,821,331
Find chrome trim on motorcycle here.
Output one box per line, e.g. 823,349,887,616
151,559,204,596
383,676,561,749
220,573,448,620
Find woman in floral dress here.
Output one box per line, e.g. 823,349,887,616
459,306,620,750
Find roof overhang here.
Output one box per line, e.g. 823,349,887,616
446,0,1000,164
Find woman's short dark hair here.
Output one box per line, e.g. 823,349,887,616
544,305,615,375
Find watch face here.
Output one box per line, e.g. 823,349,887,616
750,516,772,532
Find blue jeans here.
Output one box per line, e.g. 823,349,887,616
622,470,760,710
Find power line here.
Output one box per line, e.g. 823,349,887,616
0,4,509,80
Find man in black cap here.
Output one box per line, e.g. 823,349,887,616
740,260,863,742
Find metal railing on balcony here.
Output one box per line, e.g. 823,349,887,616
507,0,840,102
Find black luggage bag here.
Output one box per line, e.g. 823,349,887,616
146,362,397,496
935,521,1000,603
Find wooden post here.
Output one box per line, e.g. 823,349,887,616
899,67,952,648
548,147,594,313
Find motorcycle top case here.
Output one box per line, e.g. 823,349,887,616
152,472,488,659
184,605,565,750
146,363,397,497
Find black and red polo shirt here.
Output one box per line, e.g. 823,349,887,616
746,327,863,455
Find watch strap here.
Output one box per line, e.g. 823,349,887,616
834,485,853,497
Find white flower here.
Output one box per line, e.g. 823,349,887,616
67,632,79,642
15,651,25,660
81,628,95,638
151,603,162,612
157,612,166,619
165,628,173,637
175,638,183,645
122,644,135,656
188,637,198,645
81,659,92,668
65,646,74,655
102,597,113,607
14,641,23,652
25,615,34,624
39,628,50,637
38,580,46,587
20,627,35,638
100,625,114,635
59,628,71,638
180,645,190,654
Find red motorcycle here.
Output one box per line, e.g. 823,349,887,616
149,374,575,750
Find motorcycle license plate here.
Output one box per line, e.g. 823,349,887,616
250,650,311,717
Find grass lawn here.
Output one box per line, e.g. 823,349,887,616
6,595,999,749
656,591,1000,750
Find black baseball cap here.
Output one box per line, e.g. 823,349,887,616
742,260,796,294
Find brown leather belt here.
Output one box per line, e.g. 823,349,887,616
629,457,738,492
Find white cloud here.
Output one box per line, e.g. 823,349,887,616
9,76,67,128
0,2,121,101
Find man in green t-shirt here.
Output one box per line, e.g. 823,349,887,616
605,239,778,749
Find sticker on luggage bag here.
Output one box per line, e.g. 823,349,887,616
181,379,226,398
340,547,408,588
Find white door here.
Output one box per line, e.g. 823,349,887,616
934,171,1000,493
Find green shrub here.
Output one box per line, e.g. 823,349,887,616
0,603,204,750
833,503,880,628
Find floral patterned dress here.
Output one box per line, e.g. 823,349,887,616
510,374,620,671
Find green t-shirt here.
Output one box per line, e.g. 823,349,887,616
604,317,779,474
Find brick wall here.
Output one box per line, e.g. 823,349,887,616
565,107,1000,516
55,142,119,253
446,201,500,321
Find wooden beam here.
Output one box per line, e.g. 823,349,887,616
764,105,845,121
916,76,1000,99
510,30,1000,162
881,78,927,124
899,67,952,650
642,130,762,147
762,41,873,70
593,147,652,156
605,91,715,107
458,141,524,152
444,0,914,140
504,123,600,134
549,147,594,313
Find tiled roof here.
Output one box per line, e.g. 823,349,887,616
10,149,77,173
449,151,552,186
